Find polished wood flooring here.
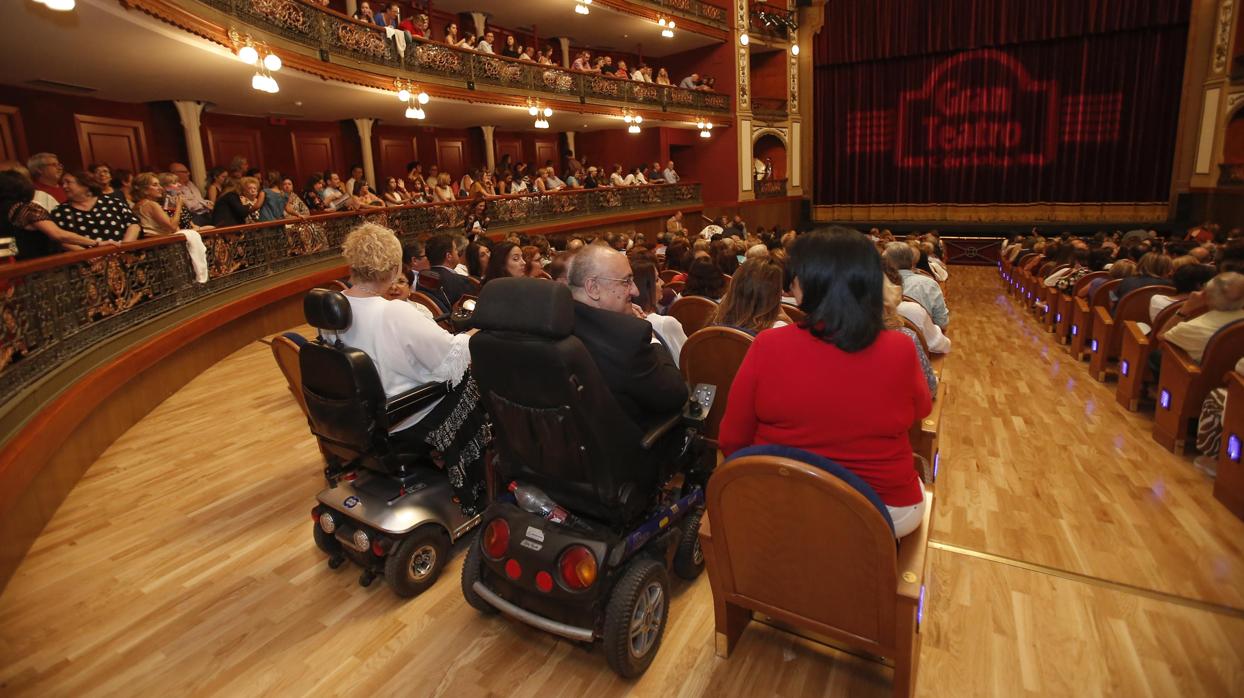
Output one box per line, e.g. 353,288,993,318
2,266,1243,696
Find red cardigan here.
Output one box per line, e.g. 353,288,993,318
719,325,932,507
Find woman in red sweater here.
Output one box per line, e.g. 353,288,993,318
719,228,933,537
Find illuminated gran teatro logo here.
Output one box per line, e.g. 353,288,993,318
847,49,1123,168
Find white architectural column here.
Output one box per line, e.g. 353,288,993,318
739,119,753,193
564,131,576,158
480,125,496,172
558,37,572,68
345,0,358,18
790,121,801,188
469,12,487,38
172,100,207,190
353,118,377,189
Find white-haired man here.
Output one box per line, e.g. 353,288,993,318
883,241,949,329
1162,271,1244,363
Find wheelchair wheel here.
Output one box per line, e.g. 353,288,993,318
313,521,342,557
461,531,498,614
384,526,448,598
671,509,704,580
603,558,669,678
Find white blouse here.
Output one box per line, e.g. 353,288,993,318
897,300,951,354
336,295,472,432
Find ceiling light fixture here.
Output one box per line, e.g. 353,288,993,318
622,109,643,134
574,0,591,15
395,78,430,118
36,0,76,11
696,120,713,138
658,16,676,38
527,99,552,128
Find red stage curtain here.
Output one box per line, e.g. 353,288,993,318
812,0,1191,205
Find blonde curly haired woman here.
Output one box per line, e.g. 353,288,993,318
337,223,491,512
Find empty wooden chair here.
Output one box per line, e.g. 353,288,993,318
679,326,754,442
1088,285,1174,381
659,269,680,283
1215,371,1244,521
1115,299,1187,411
781,303,806,324
668,296,719,336
1069,278,1119,360
270,331,310,417
701,447,932,698
1153,320,1244,453
1055,272,1106,344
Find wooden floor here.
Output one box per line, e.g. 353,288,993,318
2,266,1243,696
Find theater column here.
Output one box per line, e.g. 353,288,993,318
173,100,207,190
345,0,357,17
481,125,496,173
558,37,571,68
469,12,487,38
354,118,376,190
565,131,576,158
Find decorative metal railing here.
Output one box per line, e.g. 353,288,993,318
749,2,797,40
0,182,700,398
751,97,788,119
632,0,729,29
755,178,788,198
194,0,731,114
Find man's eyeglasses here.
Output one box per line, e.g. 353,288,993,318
594,275,635,287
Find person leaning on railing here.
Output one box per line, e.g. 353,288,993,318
211,176,262,227
0,170,120,260
52,170,141,244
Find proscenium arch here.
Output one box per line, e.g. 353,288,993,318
751,128,788,148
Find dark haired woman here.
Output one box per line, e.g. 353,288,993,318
719,227,932,538
632,256,687,365
464,240,491,279
682,256,726,301
52,171,141,243
482,241,526,284
0,171,118,260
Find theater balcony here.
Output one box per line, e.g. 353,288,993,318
132,0,732,120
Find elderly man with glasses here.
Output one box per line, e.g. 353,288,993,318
168,162,213,225
566,243,687,436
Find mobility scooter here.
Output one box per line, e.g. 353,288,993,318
459,278,716,677
301,288,481,597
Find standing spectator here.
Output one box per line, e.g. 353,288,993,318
27,152,66,207
52,170,141,243
212,175,263,227
205,167,228,204
169,162,212,224
663,160,680,184
258,171,289,221
500,34,520,58
344,164,366,197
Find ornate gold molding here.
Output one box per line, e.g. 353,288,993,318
1213,0,1235,74
812,202,1169,224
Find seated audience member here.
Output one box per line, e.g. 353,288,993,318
631,256,687,365
1047,247,1090,289
170,162,212,225
382,177,408,206
711,258,789,336
719,228,932,538
133,172,185,235
432,172,456,202
499,34,520,58
666,210,685,235
883,263,950,354
320,172,354,211
423,234,474,310
282,178,310,217
663,160,680,184
450,235,471,275
1161,272,1244,363
610,164,632,187
1151,263,1216,322
1193,355,1244,477
0,171,118,260
157,172,198,231
336,223,489,512
483,241,527,284
683,257,727,301
678,73,700,89
205,167,229,204
655,68,672,85
353,1,377,23
28,152,66,206
212,175,262,227
52,171,141,243
354,183,385,208
521,245,547,278
442,21,459,44
406,161,427,195
464,241,491,279
476,31,495,54
884,279,938,395
1116,251,1174,299
566,244,688,434
884,241,949,329
88,163,117,199
112,169,135,205
302,173,327,213
258,171,288,222
923,241,949,282
1082,257,1135,299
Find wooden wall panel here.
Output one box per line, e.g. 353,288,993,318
376,136,416,181
205,125,264,173
534,138,559,169
435,138,466,178
74,115,149,172
495,136,522,169
289,132,338,184
0,105,28,164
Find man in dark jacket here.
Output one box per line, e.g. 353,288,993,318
423,234,475,312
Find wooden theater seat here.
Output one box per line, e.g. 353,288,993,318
1115,299,1187,411
1153,320,1244,453
659,269,680,283
910,381,946,483
1088,285,1174,381
668,296,719,336
1069,279,1120,361
270,332,310,417
700,453,932,698
679,326,754,443
1035,265,1070,327
1215,371,1244,521
666,280,686,294
781,303,806,324
1055,272,1107,344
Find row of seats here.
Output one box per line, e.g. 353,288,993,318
1000,254,1244,522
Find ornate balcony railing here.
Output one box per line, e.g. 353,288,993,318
751,97,788,119
1219,162,1244,187
0,182,700,398
755,177,788,198
192,0,731,114
749,3,797,40
632,0,729,29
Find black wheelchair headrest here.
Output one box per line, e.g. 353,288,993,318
304,288,352,331
472,277,573,338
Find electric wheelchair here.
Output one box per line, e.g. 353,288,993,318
301,288,481,597
459,278,716,678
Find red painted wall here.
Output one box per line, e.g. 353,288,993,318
659,43,734,90
574,129,662,172
749,50,787,101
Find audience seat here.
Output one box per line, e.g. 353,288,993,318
408,291,444,319
1115,300,1188,411
781,303,806,324
1215,371,1244,521
1070,279,1120,360
1088,285,1174,381
700,447,931,698
659,269,680,283
910,380,945,482
669,296,719,336
666,280,686,294
270,331,310,417
1055,272,1107,344
1153,320,1244,453
1036,265,1070,327
679,326,754,443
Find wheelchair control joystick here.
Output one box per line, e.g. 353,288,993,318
688,396,702,417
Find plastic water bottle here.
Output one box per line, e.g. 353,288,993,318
509,482,570,524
